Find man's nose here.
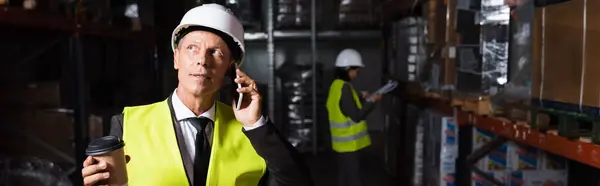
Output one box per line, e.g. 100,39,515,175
194,51,211,67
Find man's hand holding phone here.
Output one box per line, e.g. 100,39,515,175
232,69,263,127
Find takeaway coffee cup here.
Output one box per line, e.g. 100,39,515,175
85,136,128,186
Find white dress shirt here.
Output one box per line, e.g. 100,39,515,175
171,90,267,160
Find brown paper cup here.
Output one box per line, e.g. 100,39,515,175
86,136,128,186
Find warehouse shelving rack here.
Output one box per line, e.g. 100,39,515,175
248,0,383,155
0,7,155,42
399,87,600,184
0,4,157,185
377,0,426,182
380,0,600,185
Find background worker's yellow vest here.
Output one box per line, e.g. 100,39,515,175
122,100,267,186
326,79,371,153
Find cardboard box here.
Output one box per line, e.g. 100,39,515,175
509,142,542,170
532,0,584,107
509,170,568,186
426,0,457,89
532,0,600,113
423,112,458,186
0,110,103,165
473,128,511,171
0,82,62,107
472,171,508,186
540,153,569,170
440,117,458,186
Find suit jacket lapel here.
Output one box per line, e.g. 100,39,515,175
167,96,194,185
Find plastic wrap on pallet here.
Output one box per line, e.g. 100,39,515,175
422,110,457,186
276,62,324,152
389,20,409,81
531,0,600,114
406,105,423,185
481,24,509,94
276,0,311,28
0,157,73,186
392,17,429,86
225,0,261,28
337,0,379,28
491,2,534,111
456,44,482,94
413,112,425,186
386,21,400,77
455,0,509,96
480,0,510,25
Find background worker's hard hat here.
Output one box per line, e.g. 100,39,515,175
335,48,364,68
171,4,246,66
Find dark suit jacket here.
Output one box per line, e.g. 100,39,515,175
109,100,313,186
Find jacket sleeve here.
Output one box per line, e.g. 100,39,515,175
339,83,377,123
109,114,124,139
243,119,314,186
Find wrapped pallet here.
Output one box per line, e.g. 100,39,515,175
531,0,599,114
489,0,534,115
387,0,459,93
442,0,458,91
455,0,510,96
337,0,380,28
224,0,262,29
423,0,457,92
421,110,458,186
388,17,428,85
275,62,325,152
0,109,104,166
276,0,311,29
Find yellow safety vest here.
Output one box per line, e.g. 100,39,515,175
122,100,267,186
326,79,371,153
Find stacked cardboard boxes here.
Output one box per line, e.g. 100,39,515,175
423,0,458,92
471,128,569,186
421,110,459,186
532,0,600,114
337,0,380,28
0,81,103,166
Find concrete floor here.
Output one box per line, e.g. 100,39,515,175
303,132,398,186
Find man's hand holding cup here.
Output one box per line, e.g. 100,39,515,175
82,136,129,186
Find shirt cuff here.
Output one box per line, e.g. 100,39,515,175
242,116,268,131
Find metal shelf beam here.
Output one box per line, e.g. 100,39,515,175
408,93,600,169
0,7,155,42
245,30,382,41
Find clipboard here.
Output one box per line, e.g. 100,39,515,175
366,80,398,102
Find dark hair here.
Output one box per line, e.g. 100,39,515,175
334,67,360,81
175,26,243,62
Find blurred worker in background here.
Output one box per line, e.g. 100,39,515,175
80,4,312,186
326,48,382,186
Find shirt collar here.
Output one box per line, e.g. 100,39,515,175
171,89,216,122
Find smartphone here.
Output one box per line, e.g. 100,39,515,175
230,64,244,110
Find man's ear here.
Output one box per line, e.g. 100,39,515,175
173,49,180,70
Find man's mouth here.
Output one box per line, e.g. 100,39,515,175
190,73,211,80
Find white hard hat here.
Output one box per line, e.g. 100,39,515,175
171,4,246,66
335,48,364,68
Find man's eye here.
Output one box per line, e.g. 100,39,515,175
210,49,221,55
187,45,197,50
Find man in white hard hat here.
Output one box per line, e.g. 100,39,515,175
326,49,382,186
81,4,313,186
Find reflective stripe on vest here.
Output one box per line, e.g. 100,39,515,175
331,130,369,142
122,100,267,186
326,79,371,153
329,120,361,129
